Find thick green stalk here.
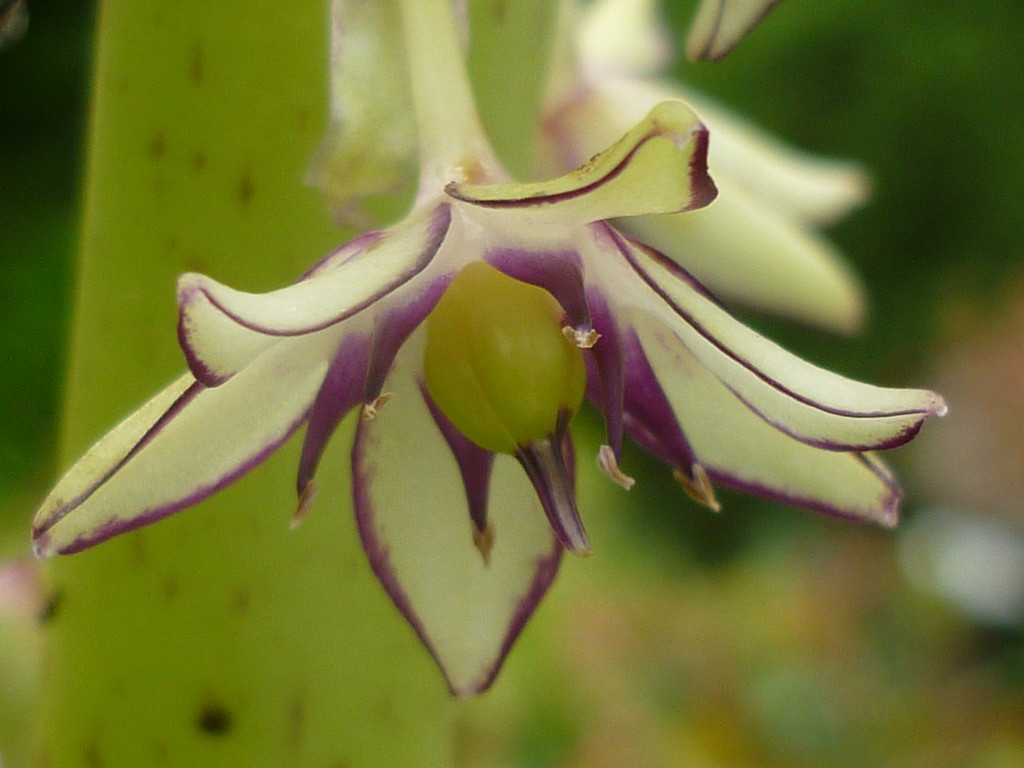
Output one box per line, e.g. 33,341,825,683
466,0,562,180
34,2,451,766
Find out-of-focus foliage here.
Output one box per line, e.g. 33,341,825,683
2,0,1024,766
0,0,89,547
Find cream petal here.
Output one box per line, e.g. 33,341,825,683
352,338,561,697
449,100,715,223
577,0,673,75
601,228,945,451
177,204,450,384
629,325,903,525
32,334,335,557
685,0,783,61
620,179,866,333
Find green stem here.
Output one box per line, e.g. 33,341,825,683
397,0,500,189
34,1,452,766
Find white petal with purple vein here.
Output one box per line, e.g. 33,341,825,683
353,337,561,696
609,234,945,450
33,334,332,556
177,205,448,383
450,101,714,224
634,325,903,525
686,0,782,61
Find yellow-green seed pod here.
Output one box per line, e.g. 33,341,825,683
424,261,585,454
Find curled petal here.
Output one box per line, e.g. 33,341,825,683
448,101,716,223
352,338,561,696
178,204,451,384
608,229,946,451
621,180,865,333
33,334,335,557
629,327,903,526
685,0,784,62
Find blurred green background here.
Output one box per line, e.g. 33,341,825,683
3,0,1024,766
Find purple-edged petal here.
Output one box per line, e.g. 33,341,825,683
685,0,783,61
612,230,946,451
352,337,561,696
177,204,451,384
628,325,903,526
448,101,715,223
32,334,335,557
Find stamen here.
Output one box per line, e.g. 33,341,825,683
674,463,721,512
596,444,635,490
562,326,601,349
361,392,394,421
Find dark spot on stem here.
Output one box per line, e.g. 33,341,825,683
196,702,233,736
83,738,102,768
190,150,206,171
232,586,251,614
237,169,255,206
288,696,305,746
148,131,166,161
189,42,204,84
39,587,63,624
161,576,179,600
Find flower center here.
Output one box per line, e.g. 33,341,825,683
424,261,585,454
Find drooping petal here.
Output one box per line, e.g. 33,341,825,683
448,101,715,223
628,325,903,526
352,336,562,697
620,179,865,333
602,228,946,451
685,0,783,62
33,334,335,557
177,204,451,384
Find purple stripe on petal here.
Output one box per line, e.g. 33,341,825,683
45,402,312,555
297,333,372,496
705,452,903,528
421,384,495,534
363,275,453,403
584,289,625,457
612,228,943,426
300,229,387,280
36,380,206,537
447,128,712,213
721,385,932,452
464,541,562,696
177,323,231,387
179,204,452,341
484,248,592,331
619,330,698,470
687,127,717,209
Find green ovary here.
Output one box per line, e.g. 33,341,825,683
424,261,586,454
